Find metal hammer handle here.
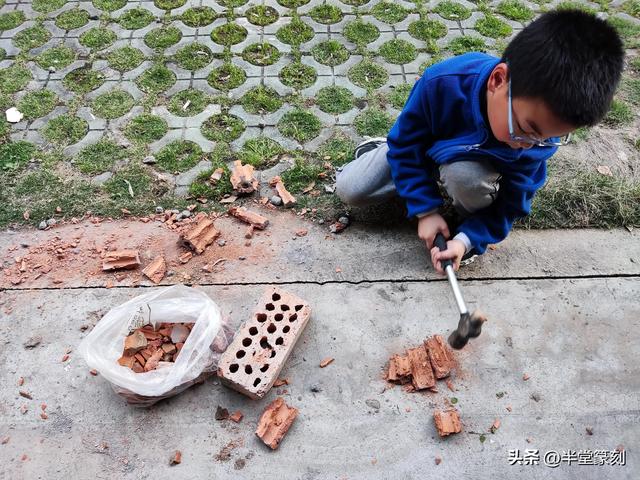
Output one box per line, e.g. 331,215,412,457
434,233,468,316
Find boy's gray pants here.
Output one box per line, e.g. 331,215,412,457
335,142,501,217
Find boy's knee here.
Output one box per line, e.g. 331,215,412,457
439,161,501,214
335,168,364,206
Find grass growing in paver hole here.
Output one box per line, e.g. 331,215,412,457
243,43,281,66
343,19,380,45
239,137,284,168
42,116,88,145
246,5,279,26
145,26,182,50
93,0,126,12
92,90,135,119
36,46,76,70
212,22,248,46
107,46,145,72
124,114,168,143
622,0,640,18
354,108,395,137
379,39,417,65
181,6,218,27
309,4,344,25
608,17,640,49
408,19,447,41
603,99,633,127
17,90,57,120
435,1,472,21
371,2,409,24
14,24,51,51
555,2,597,14
278,109,322,143
136,63,176,93
175,43,213,71
277,0,310,7
497,0,534,22
279,62,317,90
241,86,283,114
0,11,25,31
103,164,155,207
475,14,513,38
75,139,126,175
348,60,389,90
620,77,640,106
316,86,354,114
0,141,35,171
153,0,186,10
276,17,314,46
168,89,208,116
317,132,355,166
118,8,155,30
32,0,66,14
55,8,90,31
208,62,246,91
0,64,32,94
312,40,350,66
281,156,324,194
389,83,413,109
79,27,117,51
188,143,234,200
449,36,488,55
218,0,248,6
201,113,245,142
63,66,105,94
155,140,203,173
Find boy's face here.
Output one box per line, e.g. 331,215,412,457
486,63,576,149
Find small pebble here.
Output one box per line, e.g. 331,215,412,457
217,239,226,247
46,218,56,227
38,221,47,230
155,206,164,214
338,216,350,226
181,210,191,218
270,195,283,206
365,399,380,410
318,219,325,225
238,256,246,260
310,385,322,393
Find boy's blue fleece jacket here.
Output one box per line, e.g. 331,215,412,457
386,52,558,254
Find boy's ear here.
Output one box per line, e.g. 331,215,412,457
487,63,509,94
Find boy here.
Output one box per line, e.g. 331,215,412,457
335,9,624,274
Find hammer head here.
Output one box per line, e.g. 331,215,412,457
448,309,487,350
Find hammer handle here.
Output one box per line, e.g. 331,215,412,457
434,233,453,269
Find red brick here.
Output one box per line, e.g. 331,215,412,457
433,409,462,437
181,217,220,254
407,346,435,390
123,331,147,355
228,206,269,230
230,160,258,194
142,256,166,284
102,250,140,271
117,354,135,369
424,335,453,379
255,397,298,449
386,353,412,384
144,349,163,372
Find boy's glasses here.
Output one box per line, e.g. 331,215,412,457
507,79,571,147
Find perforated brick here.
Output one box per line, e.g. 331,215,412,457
217,287,311,399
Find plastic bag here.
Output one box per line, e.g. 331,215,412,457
78,285,231,407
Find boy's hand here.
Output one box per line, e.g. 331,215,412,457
430,239,466,274
417,212,450,250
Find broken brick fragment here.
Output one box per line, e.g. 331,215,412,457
228,206,269,230
89,369,98,376
102,250,140,271
270,176,296,207
144,349,163,372
117,354,136,369
255,397,298,450
181,218,220,254
319,357,334,368
230,160,258,194
142,256,167,284
424,335,453,379
210,167,224,184
229,410,243,423
273,378,289,387
170,450,182,465
433,409,462,437
407,346,435,390
489,418,501,433
123,331,148,355
18,390,32,400
386,353,412,384
161,343,177,354
132,362,144,373
215,406,229,421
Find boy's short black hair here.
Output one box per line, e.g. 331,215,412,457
502,9,624,127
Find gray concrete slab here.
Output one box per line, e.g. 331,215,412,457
1,278,638,479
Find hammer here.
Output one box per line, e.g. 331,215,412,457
434,233,487,349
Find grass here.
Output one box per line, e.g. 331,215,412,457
153,0,186,10
0,141,35,171
32,0,66,14
309,4,343,25
125,114,168,142
75,139,126,175
343,19,380,45
555,2,597,14
354,108,394,136
316,86,354,114
155,140,203,172
475,14,513,38
238,137,284,168
181,7,217,28
17,90,57,120
63,66,105,94
92,90,135,119
278,109,322,142
348,60,389,90
449,35,488,55
208,62,246,91
619,77,640,106
379,39,417,64
217,0,249,6
118,7,155,30
188,144,234,200
281,156,323,193
389,83,413,109
79,27,117,51
497,0,534,22
0,64,32,94
603,99,634,127
175,43,213,71
42,116,88,145
277,0,310,7
241,86,283,114
317,132,355,166
371,2,409,24
136,63,176,93
14,24,51,51
608,16,640,49
435,1,472,21
0,11,25,31
279,62,317,89
211,22,248,46
107,46,145,72
55,8,90,31
276,16,314,46
168,89,208,116
312,40,350,66
36,45,76,70
242,43,280,66
408,19,447,41
622,0,640,18
201,113,245,142
246,5,279,26
93,0,127,12
145,26,182,50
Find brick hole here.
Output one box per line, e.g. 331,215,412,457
266,303,275,311
260,336,270,349
229,363,239,373
289,313,297,322
245,365,252,374
267,323,276,334
242,337,252,347
253,377,261,387
295,305,303,311
281,304,290,311
256,313,267,322
275,337,284,345
272,292,281,301
236,350,246,359
274,313,283,322
283,325,290,333
249,326,258,335
270,349,276,358
260,364,269,372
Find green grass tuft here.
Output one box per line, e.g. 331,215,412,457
208,62,246,91
76,140,126,175
242,86,283,114
175,43,213,71
280,62,317,90
354,108,395,136
168,89,208,116
316,86,354,114
312,40,350,66
17,90,57,120
42,116,88,145
92,89,135,119
125,114,168,142
107,46,145,72
156,140,203,172
278,109,322,143
201,113,245,142
145,26,182,50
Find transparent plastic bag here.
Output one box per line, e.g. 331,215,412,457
78,285,231,407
